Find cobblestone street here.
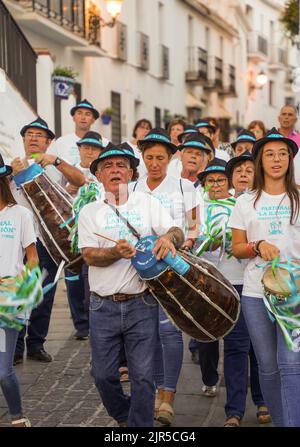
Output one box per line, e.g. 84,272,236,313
0,283,271,428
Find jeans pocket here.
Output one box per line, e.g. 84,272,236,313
141,293,158,307
89,294,105,311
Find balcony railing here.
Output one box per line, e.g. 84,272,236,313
0,0,37,109
186,46,208,83
116,21,127,61
248,32,268,61
215,57,223,88
15,0,86,38
160,44,169,80
137,31,149,70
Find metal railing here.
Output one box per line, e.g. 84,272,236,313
137,31,149,70
0,0,37,109
215,57,223,87
161,44,169,80
186,46,208,81
16,0,86,38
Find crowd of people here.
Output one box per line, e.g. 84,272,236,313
1,100,300,427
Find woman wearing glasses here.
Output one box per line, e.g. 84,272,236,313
229,128,300,426
195,159,234,400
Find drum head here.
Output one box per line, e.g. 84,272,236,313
262,266,300,296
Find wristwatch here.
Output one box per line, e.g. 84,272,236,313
54,157,62,167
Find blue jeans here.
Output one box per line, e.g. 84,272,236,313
89,292,158,427
242,296,300,427
65,267,89,334
16,240,58,354
154,307,184,392
198,340,219,387
224,284,264,418
0,328,22,417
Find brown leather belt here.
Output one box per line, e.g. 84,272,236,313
94,289,149,302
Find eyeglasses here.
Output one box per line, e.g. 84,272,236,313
24,132,48,140
206,178,227,186
263,151,290,161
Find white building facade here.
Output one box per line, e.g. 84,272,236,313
1,0,298,155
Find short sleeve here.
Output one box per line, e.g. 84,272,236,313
21,208,36,248
181,179,201,213
228,198,246,231
78,207,99,249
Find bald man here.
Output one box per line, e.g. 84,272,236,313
278,105,300,185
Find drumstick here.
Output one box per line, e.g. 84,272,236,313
93,233,145,253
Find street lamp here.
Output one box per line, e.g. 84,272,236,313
256,70,268,87
88,0,123,45
105,0,123,24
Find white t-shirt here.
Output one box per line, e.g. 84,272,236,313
168,157,182,179
78,192,175,295
200,198,247,285
127,142,148,180
215,147,230,162
228,191,300,298
130,175,202,232
0,205,36,277
49,133,109,166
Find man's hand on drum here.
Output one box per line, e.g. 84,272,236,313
11,157,28,175
257,241,280,262
153,236,176,261
33,154,57,168
113,240,136,259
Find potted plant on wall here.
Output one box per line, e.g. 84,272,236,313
101,107,115,125
52,66,78,99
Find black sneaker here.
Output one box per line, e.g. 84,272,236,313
27,348,52,362
74,331,89,340
13,353,24,366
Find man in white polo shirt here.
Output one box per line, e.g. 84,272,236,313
78,144,184,427
49,99,109,165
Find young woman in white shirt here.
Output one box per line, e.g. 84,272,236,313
132,128,201,425
0,155,38,427
229,128,300,427
222,152,270,427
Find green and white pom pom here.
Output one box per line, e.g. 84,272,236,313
0,265,43,330
261,258,300,351
69,182,101,253
194,197,236,259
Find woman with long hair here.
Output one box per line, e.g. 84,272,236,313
0,154,38,427
229,128,300,426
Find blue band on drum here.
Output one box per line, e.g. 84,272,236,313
13,163,44,187
0,166,7,174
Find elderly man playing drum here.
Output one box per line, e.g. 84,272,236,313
78,144,184,427
10,117,85,364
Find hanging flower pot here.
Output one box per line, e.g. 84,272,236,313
52,75,75,99
52,66,78,100
101,114,112,125
100,107,115,125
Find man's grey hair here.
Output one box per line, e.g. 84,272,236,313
96,157,131,172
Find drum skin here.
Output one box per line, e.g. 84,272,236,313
147,250,240,342
22,174,82,273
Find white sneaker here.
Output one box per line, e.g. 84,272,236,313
201,385,217,397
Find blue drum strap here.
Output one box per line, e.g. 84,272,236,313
103,199,141,241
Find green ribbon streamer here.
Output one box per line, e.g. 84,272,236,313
194,196,236,260
258,258,300,351
69,182,101,254
0,265,43,331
